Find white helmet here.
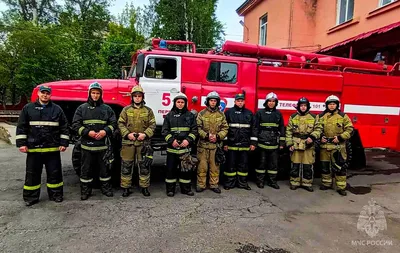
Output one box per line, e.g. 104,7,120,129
173,92,188,102
325,95,340,104
266,92,278,101
206,91,220,100
205,91,221,106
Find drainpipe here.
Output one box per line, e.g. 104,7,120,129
349,46,353,59
288,0,294,48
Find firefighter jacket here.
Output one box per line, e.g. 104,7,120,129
197,107,229,149
16,100,69,151
72,101,117,151
224,105,257,149
118,104,156,146
286,112,322,150
254,108,285,149
161,106,198,154
318,110,354,150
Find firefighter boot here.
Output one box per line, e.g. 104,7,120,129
196,186,206,192
337,189,347,196
122,188,132,197
303,186,314,192
180,183,194,196
266,176,280,189
80,182,92,201
166,183,176,197
25,200,39,206
142,187,151,197
101,181,113,197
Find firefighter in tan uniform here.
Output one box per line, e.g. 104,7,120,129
196,91,229,193
286,97,322,192
318,95,354,196
118,85,156,197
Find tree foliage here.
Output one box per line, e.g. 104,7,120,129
0,0,224,105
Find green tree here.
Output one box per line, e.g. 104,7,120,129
96,2,145,78
151,0,224,52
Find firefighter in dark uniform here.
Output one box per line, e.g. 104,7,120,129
16,85,69,206
118,85,156,197
254,92,285,189
161,92,198,197
72,82,117,200
196,91,229,193
286,97,322,192
223,93,256,190
318,95,354,196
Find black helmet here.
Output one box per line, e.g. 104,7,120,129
296,97,310,114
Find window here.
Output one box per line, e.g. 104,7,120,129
145,57,177,79
207,62,237,83
379,0,397,7
336,0,354,25
259,14,267,45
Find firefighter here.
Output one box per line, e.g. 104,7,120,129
161,92,198,197
286,97,322,192
16,85,69,206
254,92,285,189
223,93,256,190
196,91,229,193
118,85,156,197
318,95,354,196
72,82,117,200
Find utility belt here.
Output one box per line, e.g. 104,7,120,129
293,134,309,140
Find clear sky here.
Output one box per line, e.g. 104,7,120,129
0,0,245,42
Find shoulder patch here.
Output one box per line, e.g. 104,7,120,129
290,112,298,119
199,109,207,116
144,105,153,112
319,111,327,117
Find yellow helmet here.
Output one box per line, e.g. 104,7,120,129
131,85,144,94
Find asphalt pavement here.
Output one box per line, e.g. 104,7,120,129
1,142,399,253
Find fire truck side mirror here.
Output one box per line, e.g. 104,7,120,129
136,53,145,78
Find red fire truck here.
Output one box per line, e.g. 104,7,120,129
31,38,400,172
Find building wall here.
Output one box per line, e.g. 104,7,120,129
239,0,400,49
314,0,400,49
242,0,291,48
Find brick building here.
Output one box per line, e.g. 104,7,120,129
236,0,400,64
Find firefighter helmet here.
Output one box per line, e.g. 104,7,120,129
263,92,278,108
325,95,340,110
331,149,346,173
89,82,102,92
325,95,340,104
266,92,278,101
131,85,144,94
173,92,188,102
297,97,311,113
205,91,221,107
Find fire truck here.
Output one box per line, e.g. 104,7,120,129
31,38,400,174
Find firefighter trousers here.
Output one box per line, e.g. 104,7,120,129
165,152,192,194
80,149,112,195
197,147,219,189
224,149,249,188
121,145,150,188
290,148,315,187
23,151,63,203
320,148,347,190
256,149,278,184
